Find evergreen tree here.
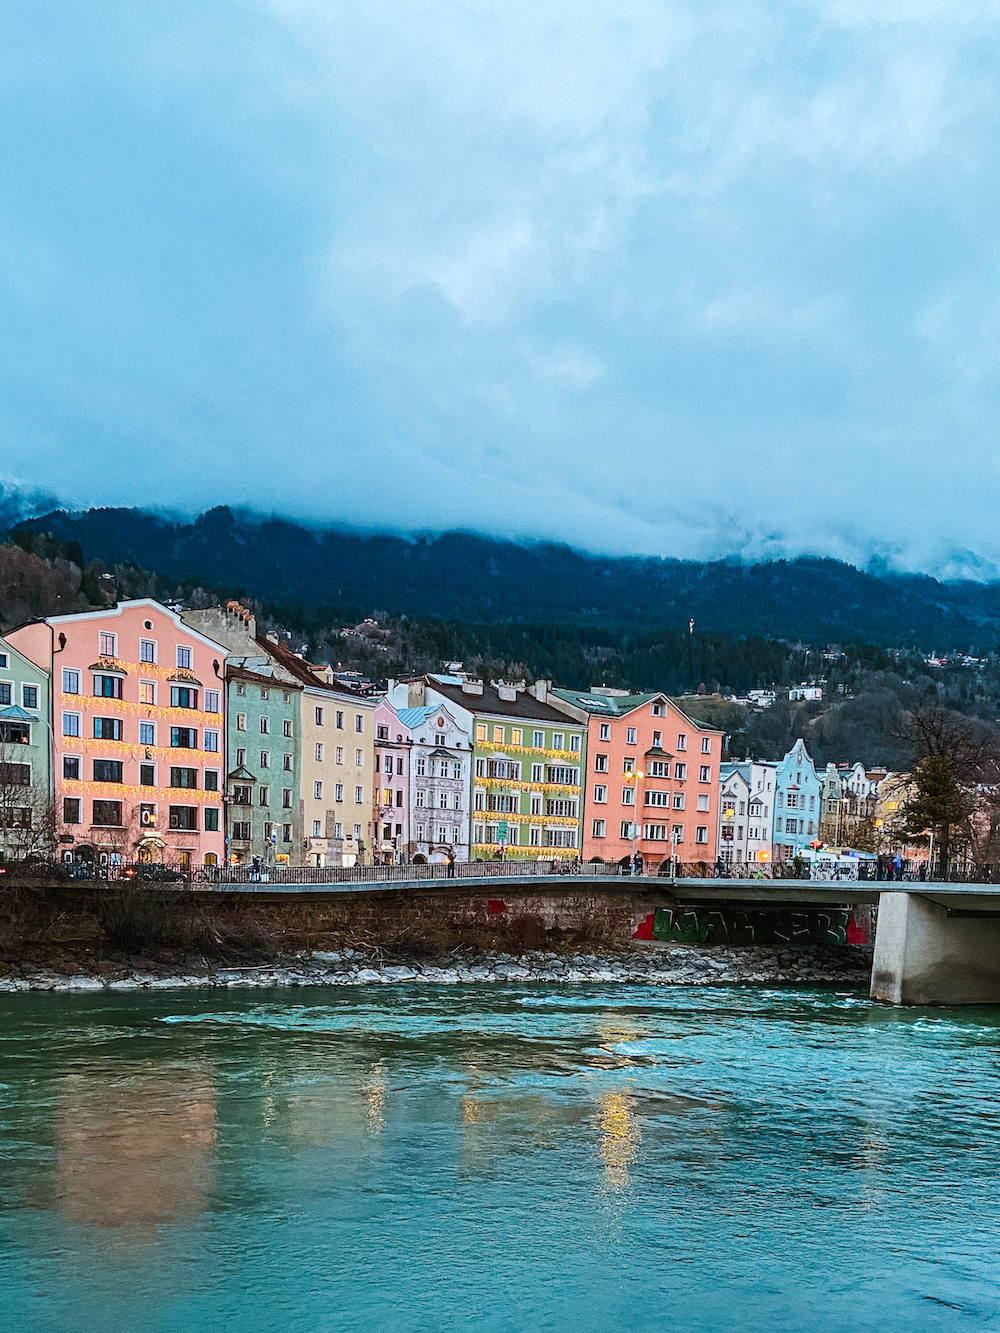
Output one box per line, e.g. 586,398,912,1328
904,755,969,878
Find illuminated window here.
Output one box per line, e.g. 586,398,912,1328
140,681,155,705
476,724,486,742
493,726,504,743
511,729,522,746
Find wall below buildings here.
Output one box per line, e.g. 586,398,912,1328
1,880,870,965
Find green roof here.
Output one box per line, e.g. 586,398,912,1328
550,689,662,717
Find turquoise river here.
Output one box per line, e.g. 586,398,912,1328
1,983,999,1332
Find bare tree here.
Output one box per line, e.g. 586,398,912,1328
0,741,55,867
894,708,999,876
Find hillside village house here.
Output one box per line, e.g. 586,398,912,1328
0,633,51,863
549,688,723,866
392,675,586,859
8,602,228,869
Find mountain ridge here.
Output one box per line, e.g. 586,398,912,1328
6,503,1000,650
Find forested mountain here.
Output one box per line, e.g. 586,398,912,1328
7,504,1000,769
7,503,1000,649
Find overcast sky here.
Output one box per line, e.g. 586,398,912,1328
2,1,999,577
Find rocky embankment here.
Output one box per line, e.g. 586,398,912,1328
0,942,872,992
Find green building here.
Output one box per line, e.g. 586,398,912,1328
0,632,52,863
226,665,302,866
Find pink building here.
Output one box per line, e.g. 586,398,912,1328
8,600,228,871
373,698,410,862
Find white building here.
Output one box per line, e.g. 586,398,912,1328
394,701,472,862
718,760,776,866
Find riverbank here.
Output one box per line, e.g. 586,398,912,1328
0,942,873,992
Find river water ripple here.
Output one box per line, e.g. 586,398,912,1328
1,983,999,1332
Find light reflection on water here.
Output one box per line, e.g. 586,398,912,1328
1,983,1000,1332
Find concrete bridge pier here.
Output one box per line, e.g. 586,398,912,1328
871,891,1000,1005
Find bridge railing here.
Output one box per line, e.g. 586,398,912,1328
5,856,993,887
1,856,816,886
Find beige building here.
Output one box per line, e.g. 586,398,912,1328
296,673,376,866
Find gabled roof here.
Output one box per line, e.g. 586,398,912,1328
424,678,581,724
256,635,370,698
396,705,440,728
227,663,302,689
551,688,663,717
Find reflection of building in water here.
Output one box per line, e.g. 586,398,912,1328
599,1090,641,1190
365,1064,385,1135
55,1067,216,1232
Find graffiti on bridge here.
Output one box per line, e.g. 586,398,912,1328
633,906,868,946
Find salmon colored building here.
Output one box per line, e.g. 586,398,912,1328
549,689,724,867
7,601,228,870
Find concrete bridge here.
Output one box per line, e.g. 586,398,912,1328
194,871,1000,1007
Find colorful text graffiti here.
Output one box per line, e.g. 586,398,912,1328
633,906,868,946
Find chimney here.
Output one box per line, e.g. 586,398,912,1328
532,678,550,702
497,684,517,702
266,631,279,644
409,681,426,707
460,679,483,695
